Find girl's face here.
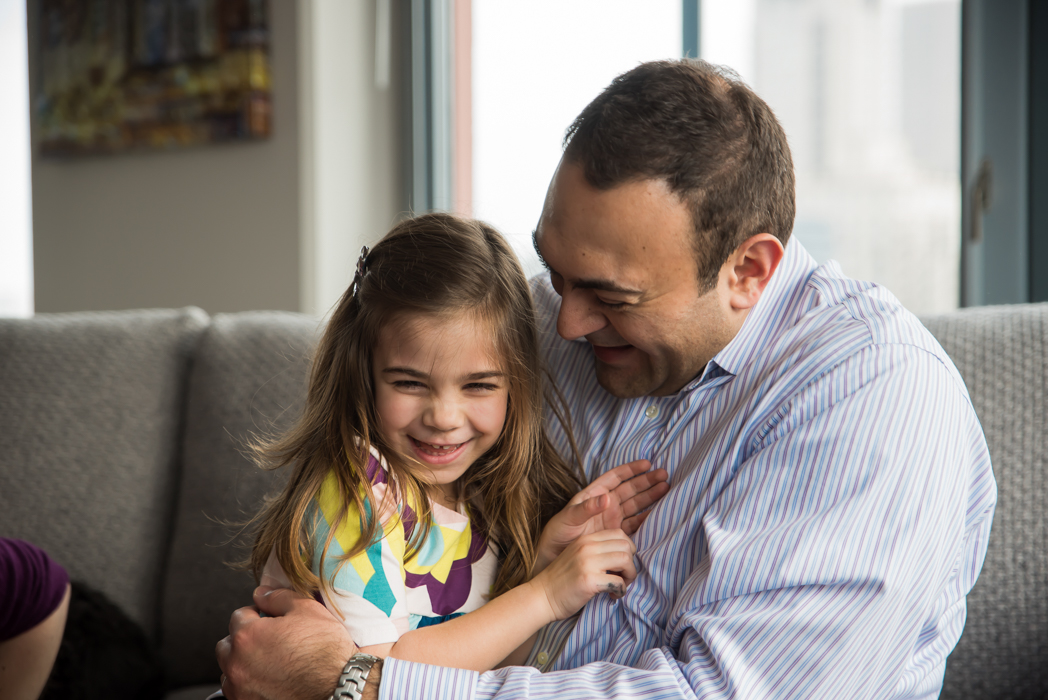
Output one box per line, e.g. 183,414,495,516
372,312,509,504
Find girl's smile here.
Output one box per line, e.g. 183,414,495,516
410,437,471,463
373,312,508,505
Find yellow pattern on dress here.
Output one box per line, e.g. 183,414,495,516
315,471,407,585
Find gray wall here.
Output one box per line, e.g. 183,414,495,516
26,0,404,316
28,0,301,314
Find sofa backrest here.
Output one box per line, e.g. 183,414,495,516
922,303,1048,700
160,311,321,688
3,302,1043,696
0,308,208,639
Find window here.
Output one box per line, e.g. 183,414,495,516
704,0,961,315
0,0,33,317
472,0,682,278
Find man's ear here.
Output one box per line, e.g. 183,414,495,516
723,234,785,311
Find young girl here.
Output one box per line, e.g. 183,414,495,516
249,213,668,672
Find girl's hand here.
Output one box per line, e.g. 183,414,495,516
534,460,669,574
530,529,638,622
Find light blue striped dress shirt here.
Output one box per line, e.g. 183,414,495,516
382,240,996,699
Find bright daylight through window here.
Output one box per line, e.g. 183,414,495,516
0,0,33,317
473,0,960,316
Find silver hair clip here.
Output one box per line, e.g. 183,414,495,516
351,245,370,297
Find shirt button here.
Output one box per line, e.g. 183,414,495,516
536,651,549,665
644,405,659,419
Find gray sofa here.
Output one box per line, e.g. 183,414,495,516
0,305,1045,699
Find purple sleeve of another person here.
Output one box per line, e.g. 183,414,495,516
0,538,69,642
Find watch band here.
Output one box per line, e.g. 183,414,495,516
328,653,381,700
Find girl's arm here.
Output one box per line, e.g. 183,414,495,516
533,459,669,574
360,462,668,670
361,529,637,672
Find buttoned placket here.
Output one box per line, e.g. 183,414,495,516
641,370,736,473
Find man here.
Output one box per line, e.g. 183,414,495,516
218,60,995,700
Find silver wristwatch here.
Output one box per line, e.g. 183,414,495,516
328,653,382,700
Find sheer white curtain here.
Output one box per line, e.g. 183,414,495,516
472,0,682,278
0,0,33,317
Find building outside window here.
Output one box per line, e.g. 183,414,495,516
472,0,961,316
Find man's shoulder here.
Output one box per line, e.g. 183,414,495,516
805,264,936,349
777,262,968,397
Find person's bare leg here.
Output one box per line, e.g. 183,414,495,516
0,582,71,700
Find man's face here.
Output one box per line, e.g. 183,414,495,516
534,161,736,398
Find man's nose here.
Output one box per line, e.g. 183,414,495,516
556,290,608,341
424,395,463,431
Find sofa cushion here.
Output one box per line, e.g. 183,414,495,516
922,303,1048,700
160,311,321,688
0,307,208,639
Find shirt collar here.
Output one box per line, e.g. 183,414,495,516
682,238,818,390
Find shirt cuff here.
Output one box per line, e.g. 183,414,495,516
380,658,479,700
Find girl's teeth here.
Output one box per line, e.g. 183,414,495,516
417,439,459,452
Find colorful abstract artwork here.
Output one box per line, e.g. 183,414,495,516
36,0,271,156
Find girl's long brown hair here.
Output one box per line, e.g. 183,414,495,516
249,213,583,603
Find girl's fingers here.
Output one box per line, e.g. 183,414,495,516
581,460,653,500
614,469,669,508
611,548,638,585
577,535,638,581
598,574,628,600
621,509,651,536
619,478,670,517
560,493,610,527
578,528,636,549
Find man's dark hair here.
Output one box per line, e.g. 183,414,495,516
563,59,796,291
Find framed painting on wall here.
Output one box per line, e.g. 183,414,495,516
36,0,271,157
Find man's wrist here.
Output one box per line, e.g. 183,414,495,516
362,659,381,700
329,653,382,700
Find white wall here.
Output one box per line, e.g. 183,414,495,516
302,0,405,317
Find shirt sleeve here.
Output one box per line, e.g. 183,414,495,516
379,347,996,699
0,538,69,642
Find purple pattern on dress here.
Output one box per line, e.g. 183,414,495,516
404,522,490,615
364,450,491,616
364,452,388,485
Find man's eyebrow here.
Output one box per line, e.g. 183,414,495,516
531,230,550,271
573,279,643,295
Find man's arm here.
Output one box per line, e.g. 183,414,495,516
217,587,357,700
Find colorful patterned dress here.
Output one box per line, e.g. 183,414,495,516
261,448,498,647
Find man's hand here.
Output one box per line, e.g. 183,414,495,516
216,586,358,700
534,460,669,574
